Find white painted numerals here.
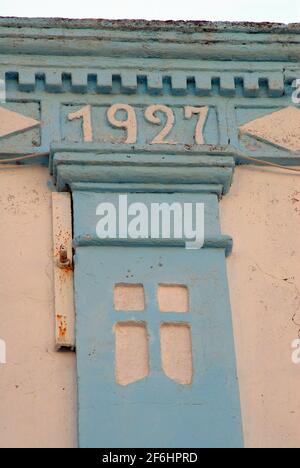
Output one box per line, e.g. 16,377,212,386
145,105,175,144
107,103,137,144
184,106,209,145
67,104,209,145
68,105,93,142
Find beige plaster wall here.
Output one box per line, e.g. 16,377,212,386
0,166,77,448
0,164,300,448
221,165,300,449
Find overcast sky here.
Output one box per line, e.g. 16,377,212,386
0,0,299,23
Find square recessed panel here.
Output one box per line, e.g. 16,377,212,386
114,284,145,311
158,284,189,313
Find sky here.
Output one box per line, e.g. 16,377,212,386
0,0,300,24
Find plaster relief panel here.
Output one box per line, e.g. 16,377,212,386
114,284,145,312
236,106,300,155
61,103,219,146
0,101,41,153
239,106,300,152
158,284,189,313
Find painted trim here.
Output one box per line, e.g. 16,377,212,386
52,192,75,350
0,18,300,62
51,144,235,194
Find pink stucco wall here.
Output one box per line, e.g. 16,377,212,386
0,164,299,448
221,165,300,449
0,166,77,448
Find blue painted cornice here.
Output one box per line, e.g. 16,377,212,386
51,143,235,196
0,17,300,61
0,17,299,169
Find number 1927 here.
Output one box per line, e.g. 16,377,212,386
68,104,209,145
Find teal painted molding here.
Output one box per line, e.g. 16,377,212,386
51,143,235,195
0,18,300,61
0,19,299,166
72,191,233,256
0,65,292,96
73,236,233,256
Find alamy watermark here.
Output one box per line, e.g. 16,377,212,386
0,73,6,103
292,79,300,104
0,339,6,364
291,339,300,365
96,195,205,250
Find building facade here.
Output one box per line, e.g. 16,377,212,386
0,18,300,448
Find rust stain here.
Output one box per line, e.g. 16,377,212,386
57,314,68,339
60,264,74,273
54,231,72,257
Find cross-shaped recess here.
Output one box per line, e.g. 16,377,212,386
114,283,193,386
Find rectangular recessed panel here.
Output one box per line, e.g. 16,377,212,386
160,323,193,385
115,322,149,386
114,283,145,311
158,284,189,313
